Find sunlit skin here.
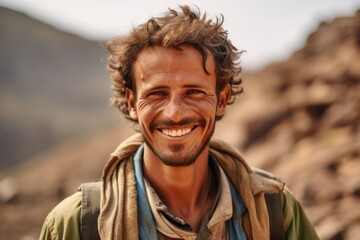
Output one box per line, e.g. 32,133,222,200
126,44,230,231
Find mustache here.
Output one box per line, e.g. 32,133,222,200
150,117,205,130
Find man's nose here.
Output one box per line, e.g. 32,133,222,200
163,94,189,123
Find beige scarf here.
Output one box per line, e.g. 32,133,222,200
98,133,284,240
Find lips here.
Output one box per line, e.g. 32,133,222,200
152,117,204,138
160,127,194,137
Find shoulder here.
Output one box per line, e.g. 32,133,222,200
250,167,285,194
252,168,319,239
281,187,319,239
39,191,82,240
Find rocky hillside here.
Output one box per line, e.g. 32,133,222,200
1,7,360,240
0,7,117,169
228,9,360,239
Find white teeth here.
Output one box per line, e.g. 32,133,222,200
162,127,192,137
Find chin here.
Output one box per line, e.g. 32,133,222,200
159,154,198,167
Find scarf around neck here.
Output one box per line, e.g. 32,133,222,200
98,133,284,240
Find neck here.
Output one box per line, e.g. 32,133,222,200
143,144,214,230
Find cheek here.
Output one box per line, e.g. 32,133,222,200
137,97,218,123
187,98,218,116
136,99,162,125
136,97,149,111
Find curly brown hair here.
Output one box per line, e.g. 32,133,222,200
106,5,243,121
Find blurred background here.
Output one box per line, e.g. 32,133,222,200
0,1,360,239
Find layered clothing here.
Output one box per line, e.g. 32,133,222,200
40,134,319,240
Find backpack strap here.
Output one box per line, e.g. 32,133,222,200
79,182,101,240
251,167,285,239
265,192,285,240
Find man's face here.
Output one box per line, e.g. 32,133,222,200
126,45,229,166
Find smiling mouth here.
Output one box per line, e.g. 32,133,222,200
160,127,195,137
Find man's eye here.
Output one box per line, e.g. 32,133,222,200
147,91,166,98
186,89,204,95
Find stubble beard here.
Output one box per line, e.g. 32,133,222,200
143,122,216,167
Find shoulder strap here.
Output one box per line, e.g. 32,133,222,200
79,182,101,240
251,167,285,239
265,192,285,240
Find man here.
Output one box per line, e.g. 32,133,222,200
40,5,319,240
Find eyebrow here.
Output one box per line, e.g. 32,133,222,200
143,85,169,92
144,83,207,90
182,83,209,89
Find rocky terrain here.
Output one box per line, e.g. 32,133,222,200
222,10,360,239
1,7,359,240
0,7,117,169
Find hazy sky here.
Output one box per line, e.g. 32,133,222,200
1,0,359,69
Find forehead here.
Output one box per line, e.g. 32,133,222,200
133,45,216,84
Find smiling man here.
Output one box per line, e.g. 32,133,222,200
40,5,319,240
130,45,226,168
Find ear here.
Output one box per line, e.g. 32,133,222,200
216,84,231,118
125,88,138,121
